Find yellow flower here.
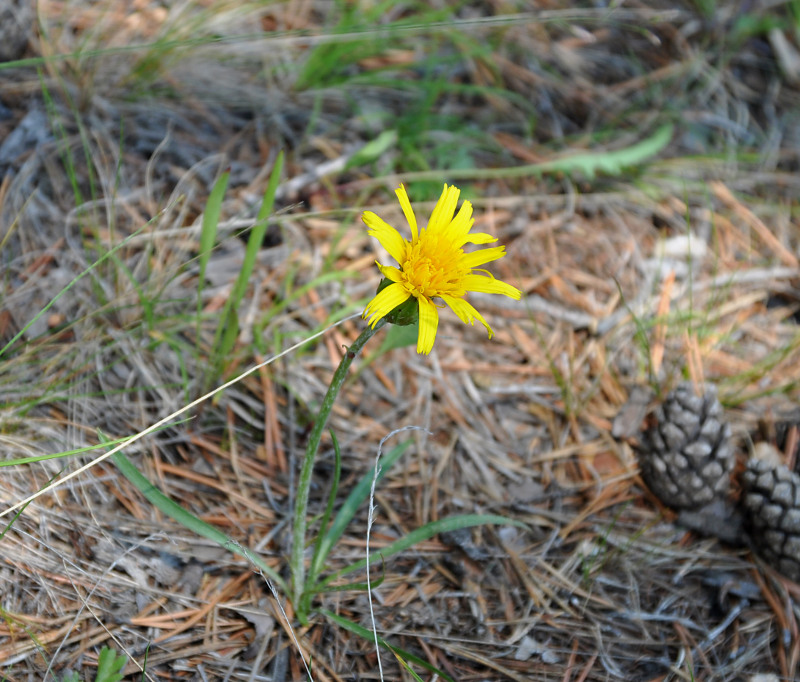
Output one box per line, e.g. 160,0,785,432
362,183,521,354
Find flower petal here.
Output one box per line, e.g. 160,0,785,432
461,245,507,269
462,273,521,299
459,231,496,246
445,200,474,241
441,294,494,338
395,184,418,241
363,282,411,326
376,263,404,282
363,211,406,264
416,296,439,354
427,184,460,234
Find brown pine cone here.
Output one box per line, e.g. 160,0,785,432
742,458,800,582
639,382,733,510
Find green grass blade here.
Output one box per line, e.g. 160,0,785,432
308,440,411,581
316,513,526,589
0,493,35,542
231,150,285,309
217,305,240,363
300,429,344,617
308,430,342,580
111,450,288,593
209,151,284,379
320,609,454,682
0,436,137,467
197,168,230,330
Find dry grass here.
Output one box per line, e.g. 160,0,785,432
2,1,800,680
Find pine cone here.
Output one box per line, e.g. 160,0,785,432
639,382,733,510
742,458,800,582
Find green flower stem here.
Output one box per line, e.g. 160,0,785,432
291,318,387,616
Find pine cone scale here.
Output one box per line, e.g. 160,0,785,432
782,509,800,533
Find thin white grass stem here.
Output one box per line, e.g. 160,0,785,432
367,426,430,681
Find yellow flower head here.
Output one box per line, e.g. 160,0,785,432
362,183,521,354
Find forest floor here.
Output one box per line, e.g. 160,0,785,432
1,1,800,680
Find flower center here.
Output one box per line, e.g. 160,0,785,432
400,230,466,299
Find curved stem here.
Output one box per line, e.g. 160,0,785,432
291,319,387,617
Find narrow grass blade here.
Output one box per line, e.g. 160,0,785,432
230,150,285,307
111,450,287,593
320,609,454,682
197,168,230,329
253,270,360,348
0,495,34,542
308,430,342,580
316,513,526,589
0,436,132,467
210,151,284,378
300,430,345,616
308,440,410,582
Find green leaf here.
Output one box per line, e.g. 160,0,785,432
531,124,674,179
344,130,398,170
228,151,284,312
383,125,674,186
308,440,411,583
198,169,229,286
95,646,127,682
322,558,386,593
316,513,526,589
320,609,455,682
377,323,419,354
110,449,288,593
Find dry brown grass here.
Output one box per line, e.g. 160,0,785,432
1,1,800,680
